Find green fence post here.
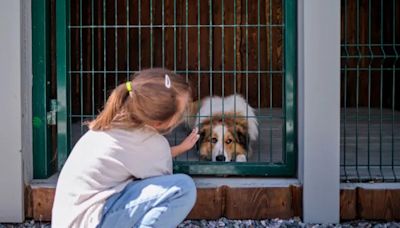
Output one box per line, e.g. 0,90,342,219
284,0,297,175
32,0,54,178
56,0,70,170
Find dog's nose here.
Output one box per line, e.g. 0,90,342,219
216,155,226,161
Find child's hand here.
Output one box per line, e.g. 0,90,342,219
171,128,200,157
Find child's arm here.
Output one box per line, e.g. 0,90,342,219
171,128,199,158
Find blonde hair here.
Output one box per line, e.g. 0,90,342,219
88,68,191,131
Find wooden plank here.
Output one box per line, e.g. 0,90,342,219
212,0,223,97
164,0,175,70
236,0,242,94
69,0,80,115
224,187,293,219
187,187,226,220
270,0,283,108
358,188,400,220
139,0,150,69
290,185,302,217
152,0,162,68
94,0,104,112
198,0,210,100
31,187,55,221
340,189,357,220
25,185,33,219
244,1,259,109
222,0,235,96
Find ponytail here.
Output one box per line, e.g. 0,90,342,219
88,83,133,130
88,68,191,131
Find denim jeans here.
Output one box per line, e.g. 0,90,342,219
97,174,197,228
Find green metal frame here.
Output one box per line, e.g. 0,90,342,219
38,0,297,177
56,0,70,170
32,0,54,178
174,0,297,176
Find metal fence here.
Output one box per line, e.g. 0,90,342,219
32,0,297,179
341,0,400,182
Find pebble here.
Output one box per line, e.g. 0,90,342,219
1,218,400,227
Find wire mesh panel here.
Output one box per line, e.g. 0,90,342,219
341,0,400,182
56,0,296,176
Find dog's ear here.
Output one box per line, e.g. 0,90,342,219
236,130,249,150
196,126,207,147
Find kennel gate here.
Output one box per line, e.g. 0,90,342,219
32,0,296,178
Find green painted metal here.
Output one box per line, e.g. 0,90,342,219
56,0,70,170
173,161,293,176
32,0,54,178
341,0,399,182
52,0,297,177
283,0,297,174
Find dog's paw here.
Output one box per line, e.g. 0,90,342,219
236,154,247,162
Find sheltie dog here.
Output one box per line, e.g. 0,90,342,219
187,94,258,162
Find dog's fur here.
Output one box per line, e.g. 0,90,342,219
187,95,258,162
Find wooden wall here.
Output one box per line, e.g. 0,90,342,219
67,0,285,116
49,0,400,115
341,0,400,110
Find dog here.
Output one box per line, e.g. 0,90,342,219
187,94,258,162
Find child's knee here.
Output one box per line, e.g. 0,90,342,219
173,174,197,204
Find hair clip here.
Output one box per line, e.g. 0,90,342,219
165,74,171,89
126,81,132,92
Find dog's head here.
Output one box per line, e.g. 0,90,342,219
197,116,249,162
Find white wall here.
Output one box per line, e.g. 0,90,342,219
21,0,33,184
298,0,341,224
0,0,25,223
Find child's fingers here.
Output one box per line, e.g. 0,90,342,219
191,134,200,143
192,134,199,140
187,128,198,137
186,133,199,143
188,128,198,137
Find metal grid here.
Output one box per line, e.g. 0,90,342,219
341,0,400,182
51,0,297,177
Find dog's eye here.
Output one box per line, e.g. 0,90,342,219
211,137,218,144
225,139,233,144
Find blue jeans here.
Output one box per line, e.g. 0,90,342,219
97,174,196,228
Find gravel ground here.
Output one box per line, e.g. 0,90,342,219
1,217,400,228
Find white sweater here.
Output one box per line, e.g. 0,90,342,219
52,127,172,228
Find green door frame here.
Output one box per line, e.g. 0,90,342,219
33,0,297,178
55,0,70,172
32,0,54,178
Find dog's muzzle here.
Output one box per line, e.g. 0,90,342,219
216,155,225,161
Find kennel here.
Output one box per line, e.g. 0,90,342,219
32,0,297,178
32,0,400,181
341,0,400,182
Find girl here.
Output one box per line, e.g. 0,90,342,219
52,68,199,228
